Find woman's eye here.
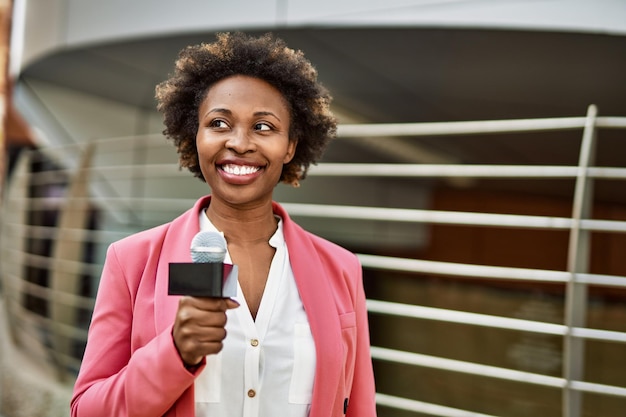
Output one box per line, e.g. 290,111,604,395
254,122,271,131
210,119,228,128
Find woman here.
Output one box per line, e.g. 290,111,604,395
71,32,376,417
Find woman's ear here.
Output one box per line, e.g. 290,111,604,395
284,138,298,164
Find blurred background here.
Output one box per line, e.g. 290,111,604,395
1,1,626,416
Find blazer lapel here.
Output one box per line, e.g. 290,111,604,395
275,202,343,417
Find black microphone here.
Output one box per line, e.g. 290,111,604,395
168,231,237,297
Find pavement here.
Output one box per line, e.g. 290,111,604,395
0,296,74,417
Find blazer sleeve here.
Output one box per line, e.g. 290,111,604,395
346,259,378,417
70,243,201,417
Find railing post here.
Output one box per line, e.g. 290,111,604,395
49,143,94,382
563,104,598,417
0,150,29,340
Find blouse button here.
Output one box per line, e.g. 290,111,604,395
250,339,259,347
247,389,256,398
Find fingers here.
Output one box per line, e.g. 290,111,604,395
172,296,239,366
185,296,239,312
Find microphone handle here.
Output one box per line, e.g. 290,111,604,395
168,262,224,297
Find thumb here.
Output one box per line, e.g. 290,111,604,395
225,298,240,309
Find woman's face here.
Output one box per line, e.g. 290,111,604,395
196,75,296,208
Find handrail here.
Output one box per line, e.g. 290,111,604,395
14,163,626,182
371,347,626,397
367,299,626,343
7,200,626,234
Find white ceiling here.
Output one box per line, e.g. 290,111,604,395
15,27,626,209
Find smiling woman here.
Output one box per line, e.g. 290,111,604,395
70,32,377,417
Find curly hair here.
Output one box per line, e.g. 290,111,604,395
155,32,337,186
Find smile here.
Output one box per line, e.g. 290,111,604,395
221,164,261,176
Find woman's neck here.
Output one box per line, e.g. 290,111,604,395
205,199,277,244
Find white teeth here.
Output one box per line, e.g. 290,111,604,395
222,164,260,175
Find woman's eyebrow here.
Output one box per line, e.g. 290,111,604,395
207,107,231,115
254,111,281,121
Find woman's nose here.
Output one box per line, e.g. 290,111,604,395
225,128,255,154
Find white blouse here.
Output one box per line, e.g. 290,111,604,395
195,212,316,417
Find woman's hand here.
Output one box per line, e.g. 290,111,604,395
172,296,239,367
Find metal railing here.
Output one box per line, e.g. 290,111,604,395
1,105,625,415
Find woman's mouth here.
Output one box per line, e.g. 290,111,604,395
220,164,261,176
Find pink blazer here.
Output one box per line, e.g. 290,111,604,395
71,196,377,416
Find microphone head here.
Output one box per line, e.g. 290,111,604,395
190,231,227,263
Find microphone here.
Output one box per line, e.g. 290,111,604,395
190,231,227,263
168,231,237,297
